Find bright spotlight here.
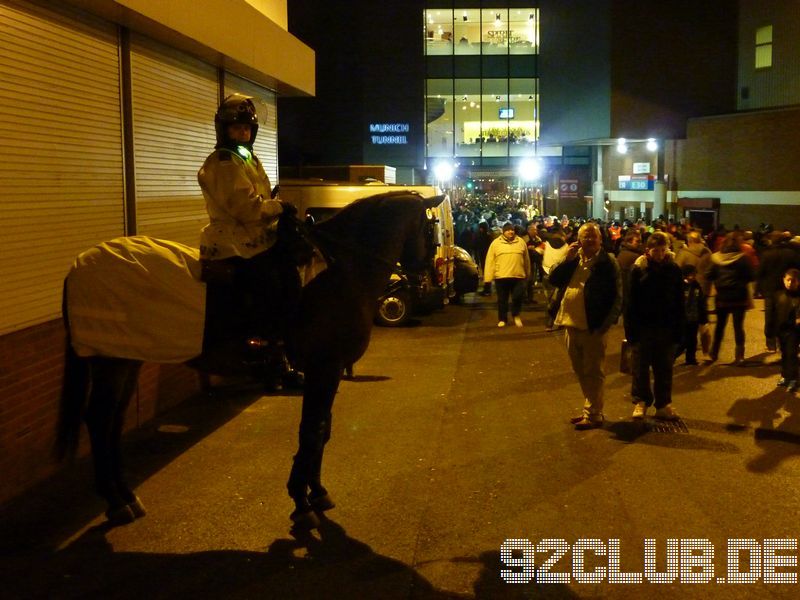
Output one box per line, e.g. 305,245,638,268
518,158,543,181
433,161,454,182
616,137,628,154
646,138,658,152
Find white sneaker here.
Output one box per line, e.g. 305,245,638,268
655,404,680,421
497,321,506,328
513,316,523,327
632,401,647,419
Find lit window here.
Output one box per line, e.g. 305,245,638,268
755,25,772,69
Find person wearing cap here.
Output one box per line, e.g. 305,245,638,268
197,93,299,349
483,222,530,327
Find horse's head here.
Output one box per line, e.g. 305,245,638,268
398,194,445,276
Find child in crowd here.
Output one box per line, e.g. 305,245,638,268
774,268,800,392
676,264,708,365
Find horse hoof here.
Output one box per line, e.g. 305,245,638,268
309,492,336,513
106,505,136,525
128,496,147,519
290,508,321,530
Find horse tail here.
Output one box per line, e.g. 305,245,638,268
54,278,89,461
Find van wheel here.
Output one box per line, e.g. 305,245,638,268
376,291,410,327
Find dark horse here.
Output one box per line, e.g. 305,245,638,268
57,191,443,529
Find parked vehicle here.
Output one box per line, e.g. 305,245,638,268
278,180,456,326
451,245,479,304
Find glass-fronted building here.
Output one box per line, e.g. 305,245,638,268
423,4,549,172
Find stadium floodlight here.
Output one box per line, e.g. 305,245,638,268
518,158,543,181
433,161,454,182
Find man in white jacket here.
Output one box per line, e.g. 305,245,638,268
484,223,531,327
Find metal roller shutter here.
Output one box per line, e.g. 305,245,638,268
225,74,279,185
130,35,218,246
0,0,124,334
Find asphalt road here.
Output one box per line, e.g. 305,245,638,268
2,291,800,599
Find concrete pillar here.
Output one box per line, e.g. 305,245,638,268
592,181,605,220
653,141,666,220
653,180,666,220
592,145,605,219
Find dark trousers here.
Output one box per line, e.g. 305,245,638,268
675,322,700,362
764,293,777,347
542,275,558,327
712,306,746,355
631,327,676,409
495,277,525,322
204,247,300,343
779,330,799,381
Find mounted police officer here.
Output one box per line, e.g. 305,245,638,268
198,94,301,381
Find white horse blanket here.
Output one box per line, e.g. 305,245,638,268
67,237,206,363
66,236,328,363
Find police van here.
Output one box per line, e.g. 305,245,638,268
278,180,455,326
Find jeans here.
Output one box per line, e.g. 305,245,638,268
712,306,746,356
631,327,676,409
779,330,799,381
675,322,700,362
495,277,525,322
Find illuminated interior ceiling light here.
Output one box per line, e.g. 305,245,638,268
463,11,468,21
494,13,502,28
462,95,468,101
495,95,501,101
469,101,476,107
462,106,467,110
616,137,628,154
646,138,658,152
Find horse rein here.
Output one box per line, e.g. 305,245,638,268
285,214,432,279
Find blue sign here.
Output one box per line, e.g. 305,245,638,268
369,123,410,144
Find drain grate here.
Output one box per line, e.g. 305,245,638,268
644,419,689,433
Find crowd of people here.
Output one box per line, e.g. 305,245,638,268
465,203,800,431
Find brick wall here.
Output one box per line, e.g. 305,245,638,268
680,108,800,191
0,319,202,505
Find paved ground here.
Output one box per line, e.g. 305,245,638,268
2,291,799,599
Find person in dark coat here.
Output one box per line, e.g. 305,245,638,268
474,221,493,295
625,232,685,420
615,229,643,316
675,264,709,365
756,231,800,352
774,268,800,392
548,223,622,430
706,233,756,365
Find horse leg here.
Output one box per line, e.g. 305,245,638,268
308,415,336,512
286,362,341,529
84,358,139,525
110,361,146,518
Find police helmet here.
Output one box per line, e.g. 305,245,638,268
214,94,259,148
